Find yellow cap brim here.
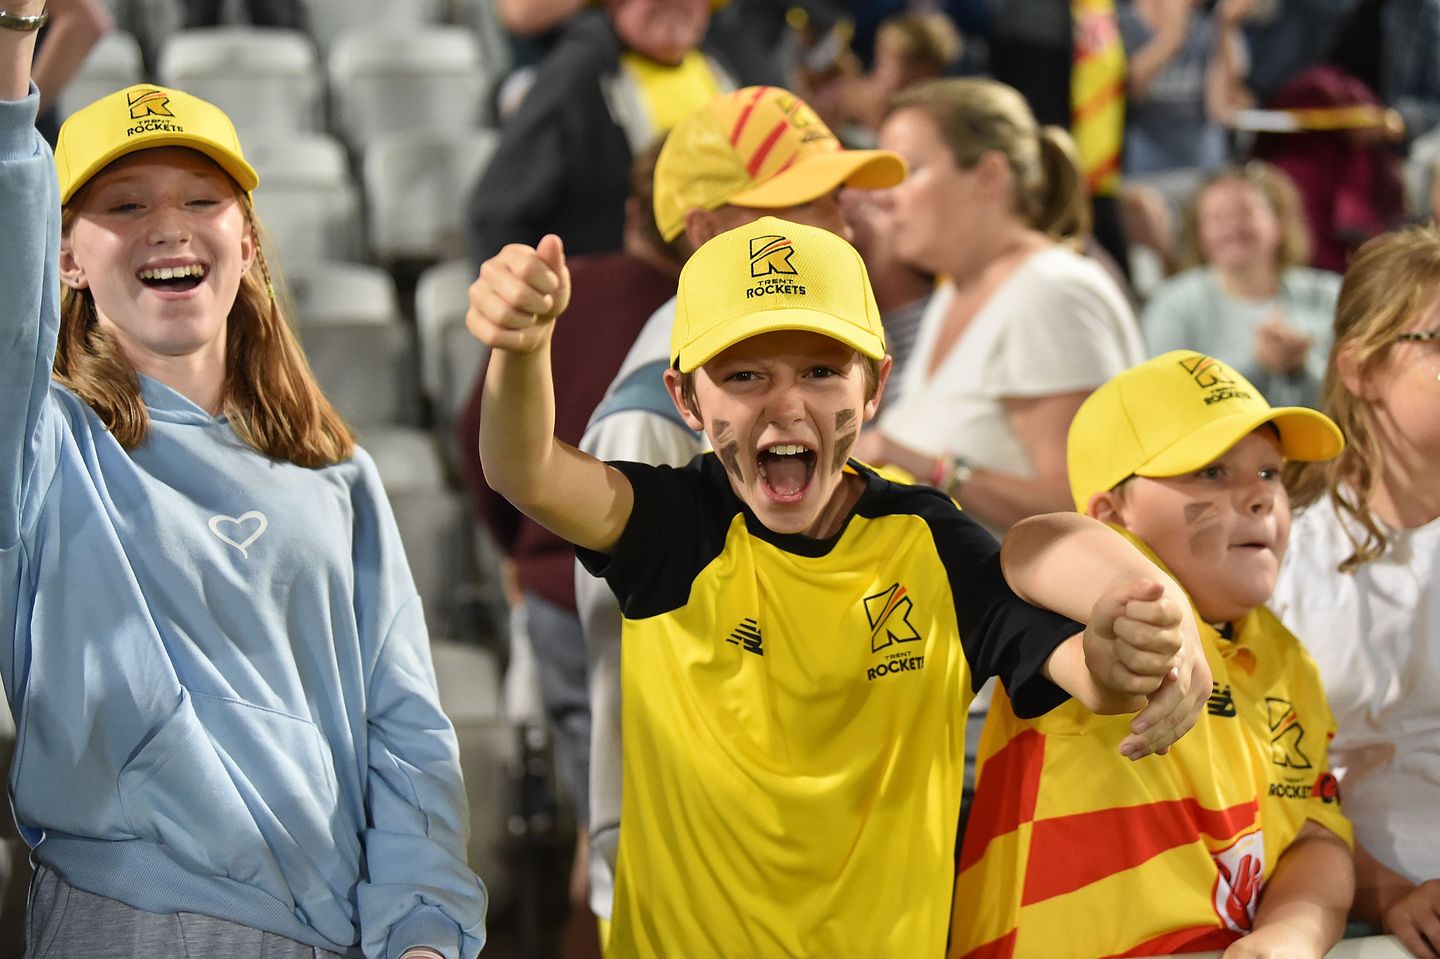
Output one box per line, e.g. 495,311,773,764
674,306,887,373
60,136,258,204
727,150,906,211
1135,405,1344,479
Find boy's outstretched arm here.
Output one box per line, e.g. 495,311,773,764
1000,511,1210,760
469,235,634,553
1222,821,1353,959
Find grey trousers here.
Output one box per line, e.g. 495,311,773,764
26,865,347,959
525,591,592,824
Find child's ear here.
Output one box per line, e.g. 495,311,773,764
1086,489,1125,525
240,222,258,274
59,240,89,290
1335,341,1377,401
862,355,894,422
683,207,724,249
662,368,707,432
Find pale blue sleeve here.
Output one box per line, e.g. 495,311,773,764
0,87,60,704
0,87,58,554
350,455,487,959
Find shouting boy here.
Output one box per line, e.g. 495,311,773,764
469,217,1209,957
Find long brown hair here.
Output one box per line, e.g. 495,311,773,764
886,77,1089,241
54,191,354,468
1285,226,1440,570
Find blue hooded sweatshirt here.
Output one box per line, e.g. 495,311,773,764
0,89,486,959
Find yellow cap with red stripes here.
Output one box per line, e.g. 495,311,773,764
653,86,906,242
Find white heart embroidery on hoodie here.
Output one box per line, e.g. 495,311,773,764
208,511,269,559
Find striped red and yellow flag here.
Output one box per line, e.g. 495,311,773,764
1071,0,1127,197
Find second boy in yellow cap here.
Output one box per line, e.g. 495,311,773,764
471,218,1212,956
953,350,1354,959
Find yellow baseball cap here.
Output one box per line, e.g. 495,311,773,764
670,215,885,372
654,86,906,242
55,84,259,204
1067,350,1344,511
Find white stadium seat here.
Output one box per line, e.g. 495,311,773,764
328,25,489,155
363,127,498,263
158,27,323,139
55,31,145,123
247,131,364,265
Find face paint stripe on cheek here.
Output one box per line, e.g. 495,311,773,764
712,419,742,479
1184,502,1219,525
834,411,859,473
833,431,857,473
1184,501,1223,558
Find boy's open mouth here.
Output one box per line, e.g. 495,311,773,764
757,443,816,501
138,263,207,293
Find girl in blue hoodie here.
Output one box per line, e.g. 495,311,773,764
0,14,485,959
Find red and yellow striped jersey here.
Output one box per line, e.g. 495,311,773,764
951,534,1351,959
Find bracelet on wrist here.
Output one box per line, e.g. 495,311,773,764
945,456,974,496
0,6,47,31
929,455,952,489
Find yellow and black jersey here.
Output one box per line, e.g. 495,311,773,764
578,454,1082,958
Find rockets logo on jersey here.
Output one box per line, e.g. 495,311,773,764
864,583,923,681
1266,697,1312,770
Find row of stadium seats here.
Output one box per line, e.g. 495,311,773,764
61,24,499,153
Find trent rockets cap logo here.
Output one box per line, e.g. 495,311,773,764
128,89,174,120
1180,353,1252,407
669,215,885,374
749,234,798,278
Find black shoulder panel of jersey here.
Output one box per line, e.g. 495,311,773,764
850,465,1079,720
575,454,738,620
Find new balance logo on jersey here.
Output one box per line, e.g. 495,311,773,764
1207,683,1237,717
725,617,763,656
1267,697,1312,769
865,583,920,653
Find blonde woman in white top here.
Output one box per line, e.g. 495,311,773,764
854,77,1143,539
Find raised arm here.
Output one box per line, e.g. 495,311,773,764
1001,511,1210,759
1125,0,1191,102
469,235,634,553
31,0,112,114
1,14,61,558
1,1,43,100
1205,0,1254,125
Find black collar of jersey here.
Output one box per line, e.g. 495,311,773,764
695,452,947,558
